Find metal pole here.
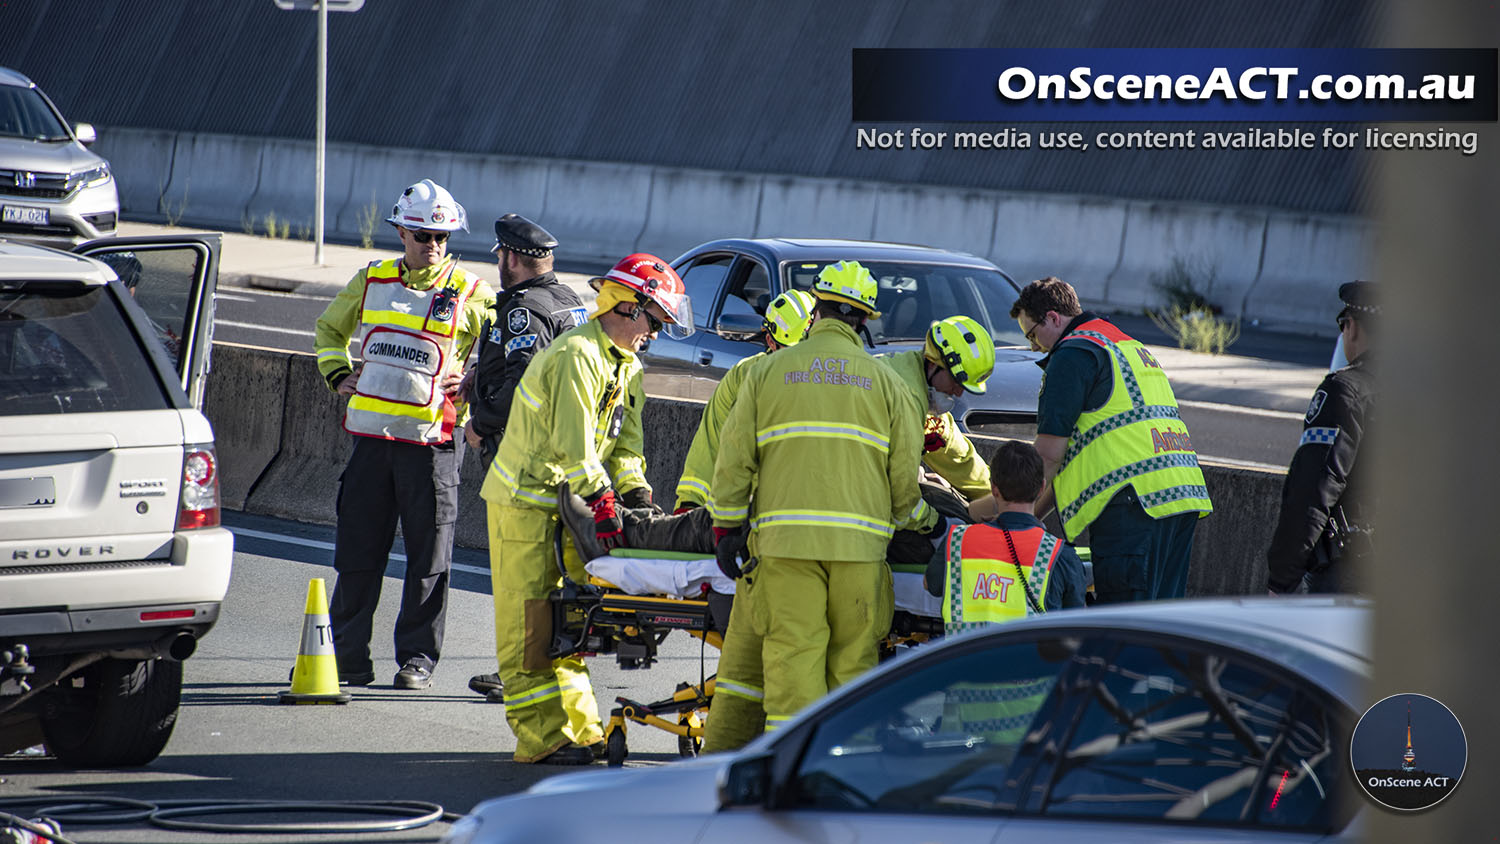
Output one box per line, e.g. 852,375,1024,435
314,0,327,265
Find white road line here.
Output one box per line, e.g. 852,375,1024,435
229,525,490,577
215,292,254,302
215,319,318,338
220,284,334,301
1177,399,1304,421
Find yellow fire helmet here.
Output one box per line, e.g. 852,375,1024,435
926,315,995,394
811,260,881,317
761,289,817,346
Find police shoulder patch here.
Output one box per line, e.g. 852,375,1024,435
507,307,531,334
1305,389,1327,423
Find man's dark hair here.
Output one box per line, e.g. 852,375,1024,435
1009,277,1082,324
814,300,865,328
990,440,1044,504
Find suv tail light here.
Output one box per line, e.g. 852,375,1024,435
177,444,220,529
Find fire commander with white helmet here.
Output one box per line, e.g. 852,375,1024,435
313,179,495,690
480,253,692,765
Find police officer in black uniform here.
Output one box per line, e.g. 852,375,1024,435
464,214,588,468
464,213,586,699
1267,281,1377,594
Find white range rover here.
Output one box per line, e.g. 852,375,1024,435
0,233,232,766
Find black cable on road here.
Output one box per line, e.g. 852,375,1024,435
0,796,455,837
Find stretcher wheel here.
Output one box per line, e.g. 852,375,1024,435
678,712,703,758
606,728,627,767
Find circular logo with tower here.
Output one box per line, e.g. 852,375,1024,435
1350,693,1466,811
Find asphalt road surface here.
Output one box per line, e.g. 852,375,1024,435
214,283,1307,469
0,512,719,843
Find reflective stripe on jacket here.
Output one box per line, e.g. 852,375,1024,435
712,319,935,562
345,259,479,444
675,351,768,513
879,349,991,499
480,319,649,510
1052,319,1212,539
941,522,1059,634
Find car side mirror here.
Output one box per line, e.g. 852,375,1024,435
74,123,97,145
717,752,773,808
716,313,763,341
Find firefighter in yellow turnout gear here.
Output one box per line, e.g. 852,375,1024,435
679,290,816,754
923,440,1087,752
480,254,693,765
879,315,997,501
713,261,937,733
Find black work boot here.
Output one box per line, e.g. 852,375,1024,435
533,743,597,766
468,672,502,696
557,482,606,561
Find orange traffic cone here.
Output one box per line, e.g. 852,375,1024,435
278,578,352,705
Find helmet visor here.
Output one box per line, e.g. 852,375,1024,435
654,290,694,340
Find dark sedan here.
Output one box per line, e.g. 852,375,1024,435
642,238,1043,437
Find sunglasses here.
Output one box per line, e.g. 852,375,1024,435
1337,316,1351,332
643,310,664,333
410,230,449,244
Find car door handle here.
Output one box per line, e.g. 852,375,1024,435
697,350,714,366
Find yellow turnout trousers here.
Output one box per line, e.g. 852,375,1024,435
757,556,893,732
488,492,603,762
703,571,764,753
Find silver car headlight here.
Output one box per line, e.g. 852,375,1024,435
72,162,112,188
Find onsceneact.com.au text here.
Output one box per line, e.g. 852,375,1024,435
996,67,1477,102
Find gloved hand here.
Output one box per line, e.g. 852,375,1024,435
585,488,627,551
672,503,700,516
621,486,662,514
923,430,946,453
921,514,950,540
713,524,749,579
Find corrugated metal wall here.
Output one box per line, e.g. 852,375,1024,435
1,0,1382,213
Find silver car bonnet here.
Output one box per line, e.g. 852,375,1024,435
0,135,102,176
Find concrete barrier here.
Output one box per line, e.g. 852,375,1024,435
201,343,290,510
1243,215,1376,332
244,138,348,238
208,342,1287,597
755,177,880,240
870,186,998,258
448,152,551,260
540,159,653,263
93,126,177,220
991,196,1128,306
1104,203,1267,317
635,169,762,261
102,127,1375,333
159,132,265,231
240,352,352,526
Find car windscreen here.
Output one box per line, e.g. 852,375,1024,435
0,85,71,141
0,284,171,415
784,261,1028,347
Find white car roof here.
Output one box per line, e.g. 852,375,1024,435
0,238,114,284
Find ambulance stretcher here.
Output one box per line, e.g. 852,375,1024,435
547,549,945,767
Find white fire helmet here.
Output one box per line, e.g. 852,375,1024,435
386,179,468,232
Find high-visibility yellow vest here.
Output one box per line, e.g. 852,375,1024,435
345,258,478,445
1052,319,1212,539
940,522,1059,634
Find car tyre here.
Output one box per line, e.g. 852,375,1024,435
40,657,182,767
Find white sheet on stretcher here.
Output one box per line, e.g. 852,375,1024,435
584,556,943,618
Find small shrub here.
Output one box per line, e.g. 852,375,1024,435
357,196,380,249
1150,305,1241,356
162,179,190,226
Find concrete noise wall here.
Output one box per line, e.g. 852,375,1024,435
100,126,1373,332
206,343,1282,597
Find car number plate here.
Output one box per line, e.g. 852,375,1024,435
2,205,49,225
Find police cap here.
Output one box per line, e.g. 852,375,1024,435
491,213,558,258
1337,280,1379,320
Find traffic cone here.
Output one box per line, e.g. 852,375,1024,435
278,577,351,705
